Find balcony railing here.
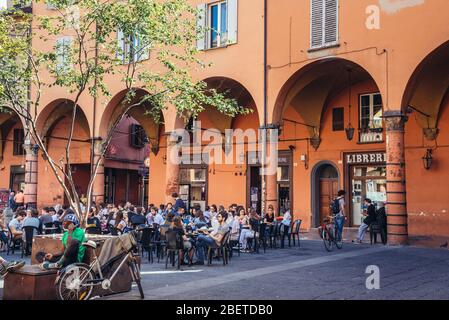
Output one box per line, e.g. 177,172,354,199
359,127,384,143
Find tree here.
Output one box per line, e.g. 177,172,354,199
0,0,248,224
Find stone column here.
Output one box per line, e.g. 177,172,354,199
23,143,38,208
165,132,180,203
384,110,408,245
265,127,279,215
266,173,278,215
92,138,105,204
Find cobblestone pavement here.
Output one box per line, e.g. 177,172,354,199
2,240,449,300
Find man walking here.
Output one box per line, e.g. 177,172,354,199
332,190,346,240
172,193,186,213
14,190,24,209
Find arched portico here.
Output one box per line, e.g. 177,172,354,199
98,89,165,205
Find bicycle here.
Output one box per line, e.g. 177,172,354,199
55,231,144,300
319,215,343,252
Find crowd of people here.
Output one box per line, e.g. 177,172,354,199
0,191,294,271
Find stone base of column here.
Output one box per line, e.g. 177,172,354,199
384,110,408,246
24,147,38,208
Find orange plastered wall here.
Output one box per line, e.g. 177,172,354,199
405,98,449,238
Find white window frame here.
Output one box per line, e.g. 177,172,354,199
117,30,149,65
207,0,228,49
56,36,73,73
359,92,383,143
310,0,339,50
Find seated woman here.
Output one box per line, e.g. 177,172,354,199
238,209,254,252
86,207,101,231
171,216,194,265
39,212,87,270
114,211,129,234
229,212,241,244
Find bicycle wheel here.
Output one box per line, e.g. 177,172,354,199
56,263,94,301
129,260,144,299
322,229,333,252
335,229,343,249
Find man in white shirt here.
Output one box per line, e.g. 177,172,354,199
147,206,164,226
280,210,292,248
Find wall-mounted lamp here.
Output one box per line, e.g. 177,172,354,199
300,154,308,170
288,145,296,152
422,149,433,170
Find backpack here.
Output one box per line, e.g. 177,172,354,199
331,198,340,215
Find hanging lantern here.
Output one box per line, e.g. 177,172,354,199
345,68,354,141
345,124,355,141
422,149,433,170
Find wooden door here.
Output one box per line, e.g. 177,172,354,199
319,179,338,224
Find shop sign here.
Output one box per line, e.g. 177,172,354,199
247,151,290,165
346,152,386,165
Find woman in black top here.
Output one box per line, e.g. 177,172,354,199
86,207,101,230
171,216,194,265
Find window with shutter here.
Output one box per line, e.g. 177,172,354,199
197,1,238,51
332,107,344,131
13,129,25,156
117,30,148,64
130,124,147,149
310,0,338,50
56,36,72,72
358,93,383,143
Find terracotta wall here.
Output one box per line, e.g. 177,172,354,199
405,98,449,239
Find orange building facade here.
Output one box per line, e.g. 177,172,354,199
2,0,449,245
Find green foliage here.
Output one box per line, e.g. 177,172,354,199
0,0,247,122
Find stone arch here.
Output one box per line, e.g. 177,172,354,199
195,76,260,132
99,88,165,155
272,57,385,145
401,40,449,141
0,111,26,163
310,160,341,227
36,99,91,144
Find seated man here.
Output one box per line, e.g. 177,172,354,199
353,198,376,244
194,212,228,265
0,256,25,276
40,212,87,270
23,209,42,238
8,210,26,241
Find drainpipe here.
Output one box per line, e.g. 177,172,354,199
260,0,268,215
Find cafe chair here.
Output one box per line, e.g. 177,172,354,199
140,227,155,263
43,222,57,235
280,223,291,248
256,223,268,253
165,230,183,270
6,225,23,256
269,222,281,249
22,226,38,258
290,219,302,247
154,226,168,263
207,232,230,266
229,226,242,258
